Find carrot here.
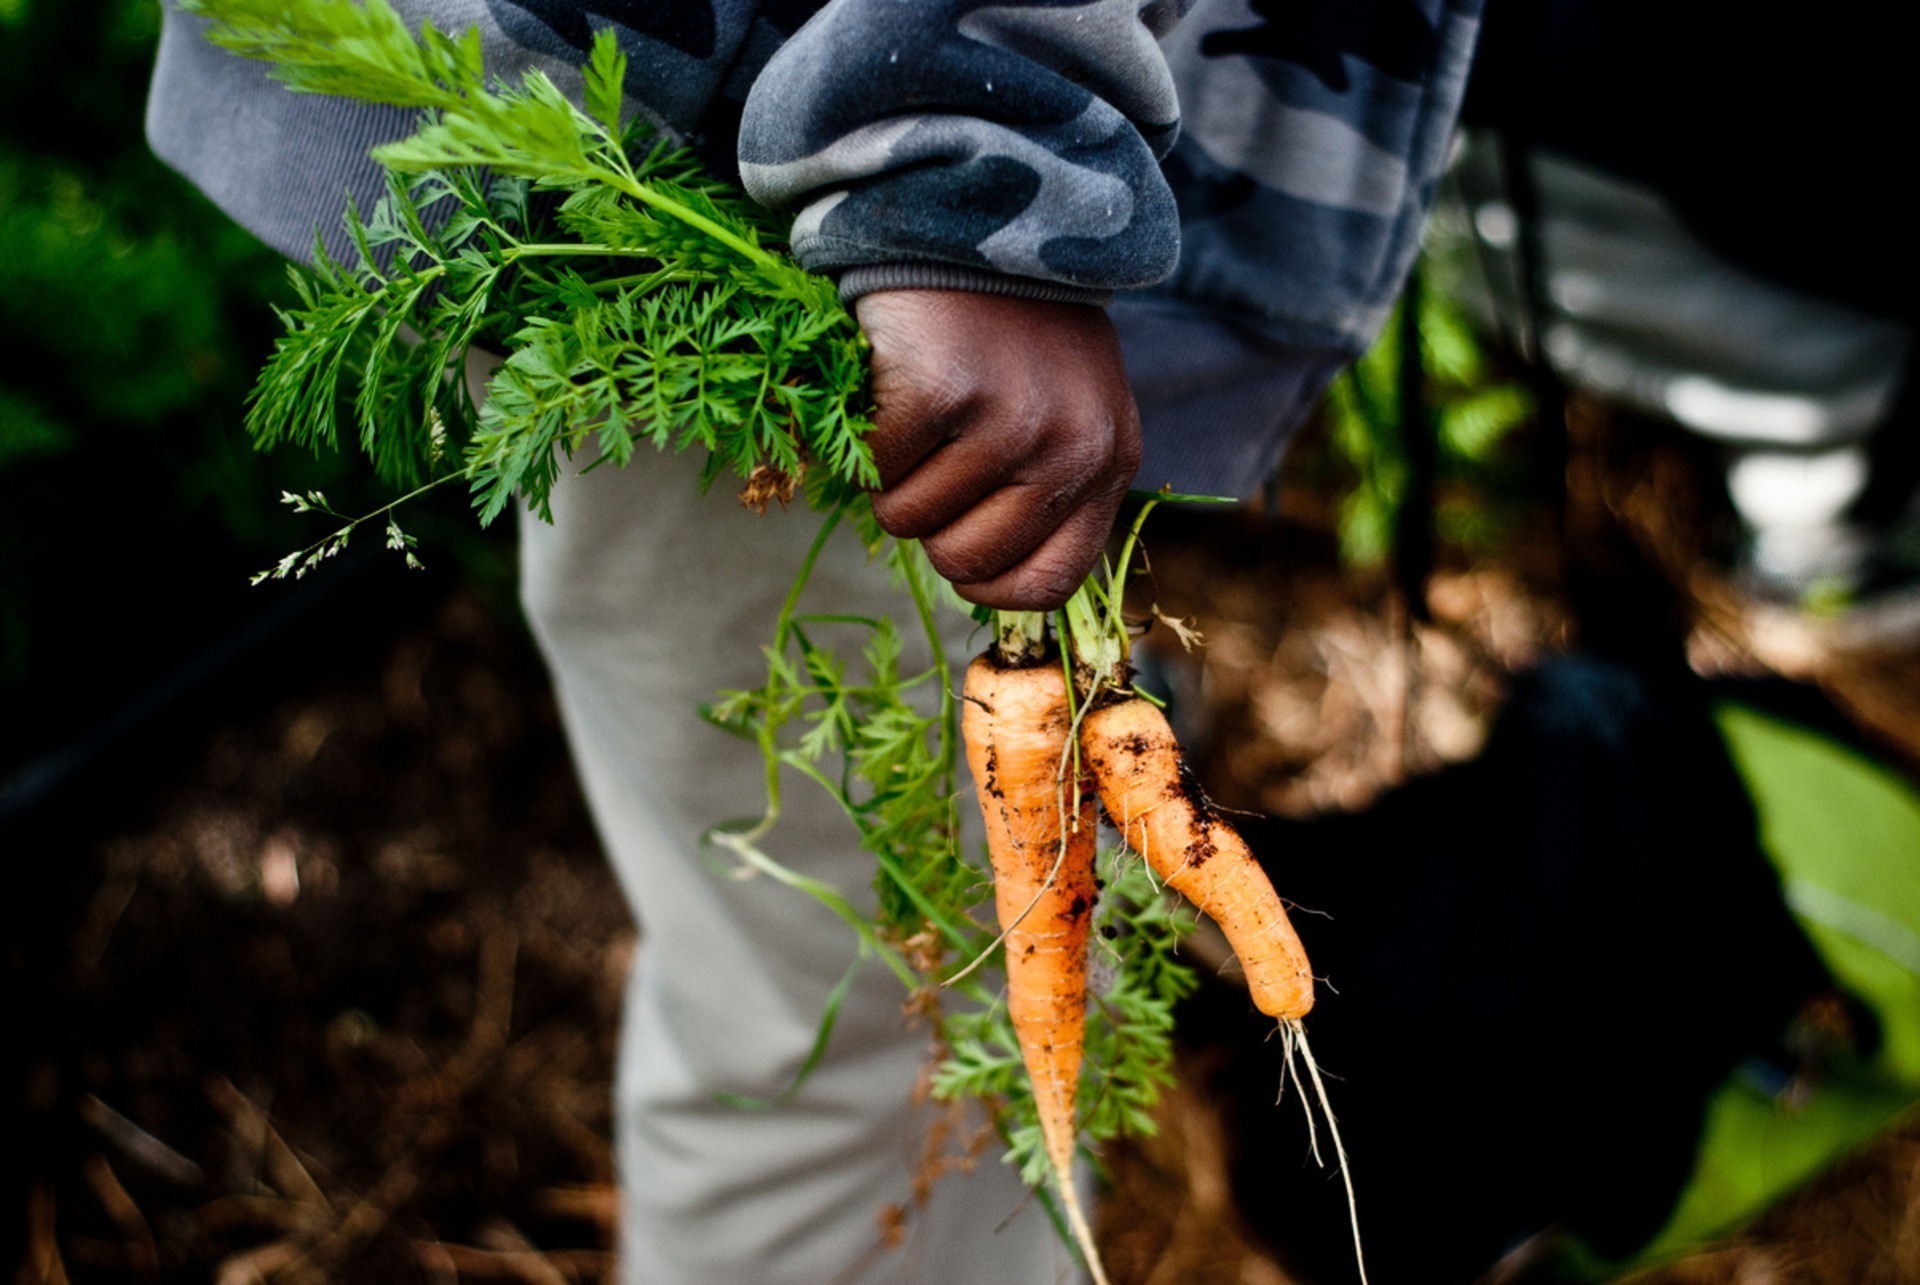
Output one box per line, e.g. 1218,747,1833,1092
959,649,1106,1281
1080,694,1314,1022
1067,592,1368,1279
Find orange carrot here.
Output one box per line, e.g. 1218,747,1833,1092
1081,694,1314,1022
960,652,1099,1187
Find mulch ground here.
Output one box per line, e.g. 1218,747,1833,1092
9,588,627,1284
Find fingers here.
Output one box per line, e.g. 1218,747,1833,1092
868,422,1035,538
853,288,1144,610
869,405,1119,539
931,482,1134,610
882,417,1137,605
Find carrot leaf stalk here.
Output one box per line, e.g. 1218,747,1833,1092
993,609,1050,667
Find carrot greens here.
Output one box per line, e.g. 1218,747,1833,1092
184,0,1195,1227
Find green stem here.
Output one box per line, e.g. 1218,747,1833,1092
584,268,698,294
897,542,957,781
775,753,983,974
705,824,919,991
350,240,628,297
593,151,775,272
726,509,846,849
775,511,843,652
1060,583,1127,696
500,241,625,259
1051,497,1172,697
1110,495,1163,591
990,610,1048,666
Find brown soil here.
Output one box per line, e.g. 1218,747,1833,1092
10,591,629,1284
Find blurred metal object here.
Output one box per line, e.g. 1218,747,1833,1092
1441,136,1915,603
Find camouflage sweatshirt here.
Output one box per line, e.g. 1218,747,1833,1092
148,0,1481,491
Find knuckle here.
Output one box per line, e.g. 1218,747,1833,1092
909,361,991,429
922,532,1000,587
1018,565,1085,610
872,349,984,431
995,409,1044,460
1014,537,1100,610
867,489,908,533
868,489,938,540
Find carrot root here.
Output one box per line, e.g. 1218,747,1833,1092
960,653,1109,1285
1286,1020,1367,1285
1080,696,1314,1022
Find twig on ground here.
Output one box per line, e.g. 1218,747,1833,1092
476,1220,575,1285
206,1076,333,1211
535,1185,619,1232
274,1137,436,1285
77,1094,204,1189
212,1237,301,1285
274,924,523,1284
415,1237,610,1284
193,1194,335,1237
22,1183,73,1285
80,1154,161,1279
68,861,142,979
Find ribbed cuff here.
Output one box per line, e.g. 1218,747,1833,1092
835,262,1113,309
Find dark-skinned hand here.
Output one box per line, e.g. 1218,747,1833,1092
854,289,1143,611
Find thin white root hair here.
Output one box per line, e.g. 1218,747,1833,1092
1056,1166,1112,1285
1264,1022,1289,1108
1285,1023,1321,1165
1286,1019,1367,1285
1116,795,1182,894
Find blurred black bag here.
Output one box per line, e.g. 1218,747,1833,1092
1196,657,1841,1282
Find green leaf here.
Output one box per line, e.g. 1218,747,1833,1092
583,27,626,135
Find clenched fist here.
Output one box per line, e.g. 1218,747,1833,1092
855,290,1143,611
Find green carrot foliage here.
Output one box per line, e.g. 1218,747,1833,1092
184,0,1193,1214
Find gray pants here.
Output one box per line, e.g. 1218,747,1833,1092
518,449,1075,1284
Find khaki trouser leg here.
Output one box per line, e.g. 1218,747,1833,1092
517,448,1078,1285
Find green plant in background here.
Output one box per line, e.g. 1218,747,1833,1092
0,0,380,762
1326,267,1533,570
0,0,534,777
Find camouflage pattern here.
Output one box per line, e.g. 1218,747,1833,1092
1157,0,1483,350
737,0,1188,297
152,0,1483,357
447,0,1482,355
471,0,825,177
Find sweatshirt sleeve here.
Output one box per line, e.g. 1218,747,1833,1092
736,0,1193,304
145,0,598,268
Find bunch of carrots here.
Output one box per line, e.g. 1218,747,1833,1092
958,508,1358,1283
177,4,1365,1280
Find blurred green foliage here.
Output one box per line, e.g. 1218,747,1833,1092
0,0,374,767
1326,269,1533,570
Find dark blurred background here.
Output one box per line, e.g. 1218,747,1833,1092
0,0,516,804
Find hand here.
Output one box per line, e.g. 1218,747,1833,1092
855,289,1142,611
